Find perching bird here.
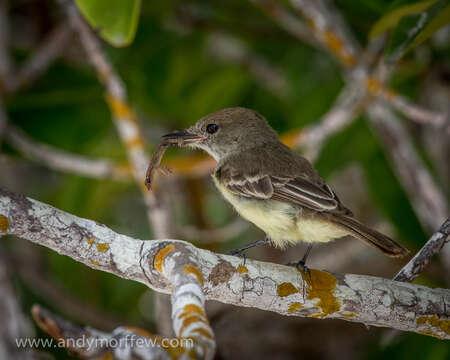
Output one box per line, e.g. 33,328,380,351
162,107,409,267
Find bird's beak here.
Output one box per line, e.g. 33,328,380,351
162,130,203,146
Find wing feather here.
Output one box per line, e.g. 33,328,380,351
217,163,346,213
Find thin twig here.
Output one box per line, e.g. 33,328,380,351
0,0,13,91
60,0,174,238
367,103,448,231
287,0,447,129
4,124,131,181
297,83,367,160
0,249,36,359
249,0,317,48
206,32,287,96
8,23,72,93
394,217,450,282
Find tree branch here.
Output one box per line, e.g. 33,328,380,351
249,0,317,48
0,250,36,359
32,305,206,360
367,103,448,231
287,0,447,129
59,0,174,239
0,0,13,92
1,189,449,341
206,32,287,96
394,217,450,282
7,23,72,94
4,124,131,181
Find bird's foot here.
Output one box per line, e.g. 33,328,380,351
227,248,246,257
227,237,271,264
286,259,310,277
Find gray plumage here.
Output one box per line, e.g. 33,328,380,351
167,107,409,258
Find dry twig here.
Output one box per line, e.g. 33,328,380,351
394,217,450,282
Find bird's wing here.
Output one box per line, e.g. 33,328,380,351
270,176,339,211
217,162,342,212
218,162,273,199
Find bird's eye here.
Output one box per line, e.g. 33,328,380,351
206,123,219,134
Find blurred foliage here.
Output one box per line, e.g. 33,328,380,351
370,0,450,62
2,0,449,359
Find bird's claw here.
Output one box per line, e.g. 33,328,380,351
227,249,246,265
286,260,310,277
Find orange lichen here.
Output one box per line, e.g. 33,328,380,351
114,163,133,177
184,265,204,286
87,237,94,246
98,353,113,360
123,326,153,338
309,313,322,318
365,77,398,101
304,16,316,29
418,330,440,338
383,88,397,101
299,269,340,316
277,282,299,297
105,95,135,121
0,216,8,232
365,76,383,95
342,313,356,318
179,304,205,320
288,302,303,313
178,315,208,337
191,327,213,340
154,245,175,273
125,136,144,148
91,260,99,266
237,265,248,274
417,315,450,335
96,243,109,253
280,129,302,148
323,30,356,66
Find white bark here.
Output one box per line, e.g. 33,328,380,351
1,189,449,341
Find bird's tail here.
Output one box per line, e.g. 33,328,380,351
330,214,409,258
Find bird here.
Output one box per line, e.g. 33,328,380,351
162,107,409,268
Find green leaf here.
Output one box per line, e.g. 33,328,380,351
407,3,450,49
369,0,436,38
75,0,141,47
385,0,450,62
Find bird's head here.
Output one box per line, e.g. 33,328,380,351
162,107,278,161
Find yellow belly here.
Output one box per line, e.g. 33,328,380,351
213,176,348,248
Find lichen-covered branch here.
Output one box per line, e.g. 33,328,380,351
32,305,210,360
287,0,447,129
1,188,214,358
289,0,359,67
1,189,449,340
394,217,450,282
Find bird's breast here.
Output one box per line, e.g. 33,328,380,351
213,175,301,248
